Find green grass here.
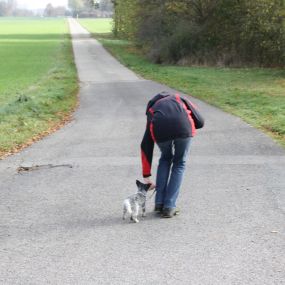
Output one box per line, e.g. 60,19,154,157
78,19,285,147
0,18,78,156
78,18,113,35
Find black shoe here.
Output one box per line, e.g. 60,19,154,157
154,204,163,213
162,208,180,218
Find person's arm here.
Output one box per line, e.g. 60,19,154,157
140,118,155,188
181,97,205,129
140,119,154,178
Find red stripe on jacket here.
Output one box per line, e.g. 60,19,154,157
175,94,196,136
148,108,156,142
150,122,156,142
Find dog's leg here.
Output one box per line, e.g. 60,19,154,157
142,202,146,217
123,199,132,221
122,206,127,220
132,203,139,223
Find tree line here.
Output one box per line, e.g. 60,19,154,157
0,0,33,16
112,0,285,67
44,4,68,17
68,0,113,17
0,0,68,17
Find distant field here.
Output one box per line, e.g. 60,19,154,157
78,18,113,34
79,18,285,147
0,18,78,157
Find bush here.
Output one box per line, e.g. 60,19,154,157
113,0,285,67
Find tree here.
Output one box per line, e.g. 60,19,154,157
68,0,102,17
112,0,138,38
100,0,113,12
85,0,101,9
0,1,7,16
53,6,67,16
0,0,17,16
112,0,285,66
68,0,84,16
5,0,16,15
44,3,67,17
44,3,53,17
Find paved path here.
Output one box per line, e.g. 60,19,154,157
0,19,284,284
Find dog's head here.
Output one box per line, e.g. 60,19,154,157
136,180,152,194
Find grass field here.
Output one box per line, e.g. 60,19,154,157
78,18,113,34
80,19,285,147
0,18,78,157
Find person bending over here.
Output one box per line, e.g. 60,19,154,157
141,91,204,218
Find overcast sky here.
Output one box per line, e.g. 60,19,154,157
17,0,68,10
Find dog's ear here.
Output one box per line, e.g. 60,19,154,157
146,183,152,191
136,180,142,188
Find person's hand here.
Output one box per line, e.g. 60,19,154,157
143,177,156,190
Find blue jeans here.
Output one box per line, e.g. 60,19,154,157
155,137,191,209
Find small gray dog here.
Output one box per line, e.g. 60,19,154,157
123,180,152,223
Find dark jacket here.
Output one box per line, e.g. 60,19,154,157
141,92,204,177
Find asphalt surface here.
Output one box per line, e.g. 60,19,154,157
0,19,284,285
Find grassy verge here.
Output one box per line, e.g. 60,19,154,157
79,18,285,148
0,18,78,158
104,40,285,147
78,18,113,34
